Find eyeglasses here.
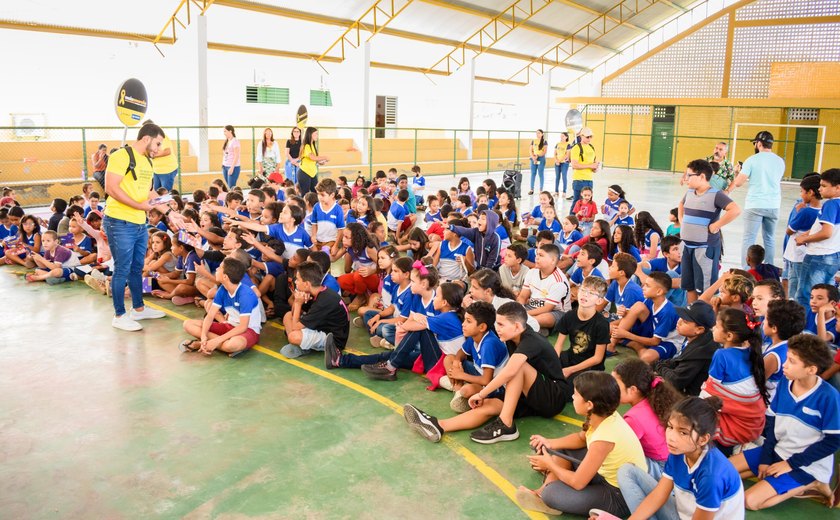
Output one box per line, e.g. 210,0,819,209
686,173,702,178
579,289,601,299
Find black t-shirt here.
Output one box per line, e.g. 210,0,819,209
507,328,566,381
556,310,610,371
300,288,350,348
286,140,301,159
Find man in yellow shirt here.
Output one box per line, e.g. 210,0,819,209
104,123,185,331
145,119,179,191
569,127,601,215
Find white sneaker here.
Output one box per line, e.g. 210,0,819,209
90,269,106,282
112,314,142,331
438,375,454,391
130,307,166,320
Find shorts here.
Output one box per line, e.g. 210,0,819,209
681,245,721,293
743,447,815,494
649,340,678,361
38,267,73,281
300,327,328,352
527,305,564,330
514,373,572,419
208,322,260,349
399,216,413,233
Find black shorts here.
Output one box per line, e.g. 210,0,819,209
514,373,572,419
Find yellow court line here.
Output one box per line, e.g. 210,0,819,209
143,300,547,520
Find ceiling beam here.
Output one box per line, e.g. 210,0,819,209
316,0,414,62
0,18,174,44
154,0,215,46
552,0,651,33
213,0,590,72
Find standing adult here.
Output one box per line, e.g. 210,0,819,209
221,125,241,187
103,123,185,331
90,144,109,190
256,127,280,180
569,127,600,215
528,129,547,195
730,131,785,265
680,141,738,191
553,132,571,200
284,126,302,184
298,127,329,195
145,120,179,192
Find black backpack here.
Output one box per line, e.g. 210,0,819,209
123,145,153,181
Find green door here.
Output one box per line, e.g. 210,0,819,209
791,127,818,179
649,106,676,171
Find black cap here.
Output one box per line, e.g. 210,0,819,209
751,131,774,145
675,300,716,330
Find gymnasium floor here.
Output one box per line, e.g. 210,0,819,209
0,170,831,519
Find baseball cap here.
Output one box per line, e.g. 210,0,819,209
675,300,716,330
751,131,774,145
267,172,284,184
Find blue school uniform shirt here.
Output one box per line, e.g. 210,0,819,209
0,224,18,240
321,273,341,295
646,258,687,307
304,211,313,236
83,204,103,217
529,204,544,220
537,218,561,236
75,235,94,253
392,284,413,316
154,221,168,232
412,175,425,190
569,267,604,286
663,447,744,520
387,201,407,231
605,280,644,309
785,204,819,255
527,247,537,264
402,292,439,319
643,230,660,252
503,208,517,224
237,208,251,218
645,299,685,350
603,198,630,219
495,224,509,245
487,196,498,209
438,239,472,281
608,245,642,263
614,215,635,227
704,346,762,401
211,282,262,334
805,309,837,344
763,340,788,403
267,223,312,259
762,378,840,484
381,274,395,307
462,331,509,373
462,206,474,217
311,202,345,243
424,210,442,224
559,229,583,247
427,311,465,355
176,251,199,275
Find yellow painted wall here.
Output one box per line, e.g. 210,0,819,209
770,63,840,99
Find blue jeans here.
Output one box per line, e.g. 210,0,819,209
787,260,803,301
529,156,546,192
554,162,569,194
284,160,298,184
103,215,148,316
363,310,396,345
742,207,779,266
153,169,178,191
222,165,241,188
797,252,840,307
298,172,317,194
617,464,678,520
569,179,593,215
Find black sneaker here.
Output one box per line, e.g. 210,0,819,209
361,361,397,381
403,404,443,443
324,333,340,370
470,416,519,444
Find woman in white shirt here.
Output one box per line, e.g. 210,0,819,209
257,128,281,179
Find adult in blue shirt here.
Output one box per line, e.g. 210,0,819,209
731,131,785,267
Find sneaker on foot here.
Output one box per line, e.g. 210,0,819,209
379,339,395,350
85,274,106,294
112,314,142,332
89,269,106,282
369,335,383,348
361,361,397,381
324,333,340,370
403,404,443,443
450,392,471,413
470,416,519,444
353,316,365,328
438,375,454,391
131,307,166,320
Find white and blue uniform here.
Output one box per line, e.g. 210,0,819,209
212,282,261,334
602,198,632,220
424,210,442,224
267,223,312,260
763,340,788,403
608,245,642,262
615,215,635,227
569,267,604,286
311,202,345,243
176,251,200,277
438,239,472,282
496,225,510,249
349,246,376,271
645,299,685,360
387,201,407,232
647,258,687,307
381,274,395,308
392,284,413,317
558,229,583,248
604,280,644,310
643,229,661,255
427,311,465,355
402,292,438,319
303,211,313,236
537,218,561,237
664,446,744,520
805,309,837,344
461,331,509,375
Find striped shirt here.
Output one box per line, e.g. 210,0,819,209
681,187,733,248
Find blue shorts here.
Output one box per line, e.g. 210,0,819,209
744,446,815,494
650,340,678,360
38,267,73,280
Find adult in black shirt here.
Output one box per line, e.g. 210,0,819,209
284,127,302,183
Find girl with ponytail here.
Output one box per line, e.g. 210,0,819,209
700,307,769,455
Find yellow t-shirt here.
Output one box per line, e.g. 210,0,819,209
571,143,597,181
585,411,647,488
299,143,317,178
103,147,154,225
153,137,178,174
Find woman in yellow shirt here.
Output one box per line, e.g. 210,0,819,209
528,129,548,195
517,371,647,517
298,127,330,194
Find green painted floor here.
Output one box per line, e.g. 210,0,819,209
0,266,836,519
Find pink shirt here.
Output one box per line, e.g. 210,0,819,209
623,398,669,462
223,138,240,167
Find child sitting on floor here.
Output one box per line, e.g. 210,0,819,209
553,276,610,381
700,272,755,315
152,235,200,305
654,300,719,396
333,223,379,312
25,230,80,284
762,299,806,402
499,243,529,297
806,283,838,344
518,243,572,332
637,234,685,307
746,244,781,282
599,253,644,324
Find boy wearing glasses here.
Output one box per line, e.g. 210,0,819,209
553,276,610,382
679,159,741,303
